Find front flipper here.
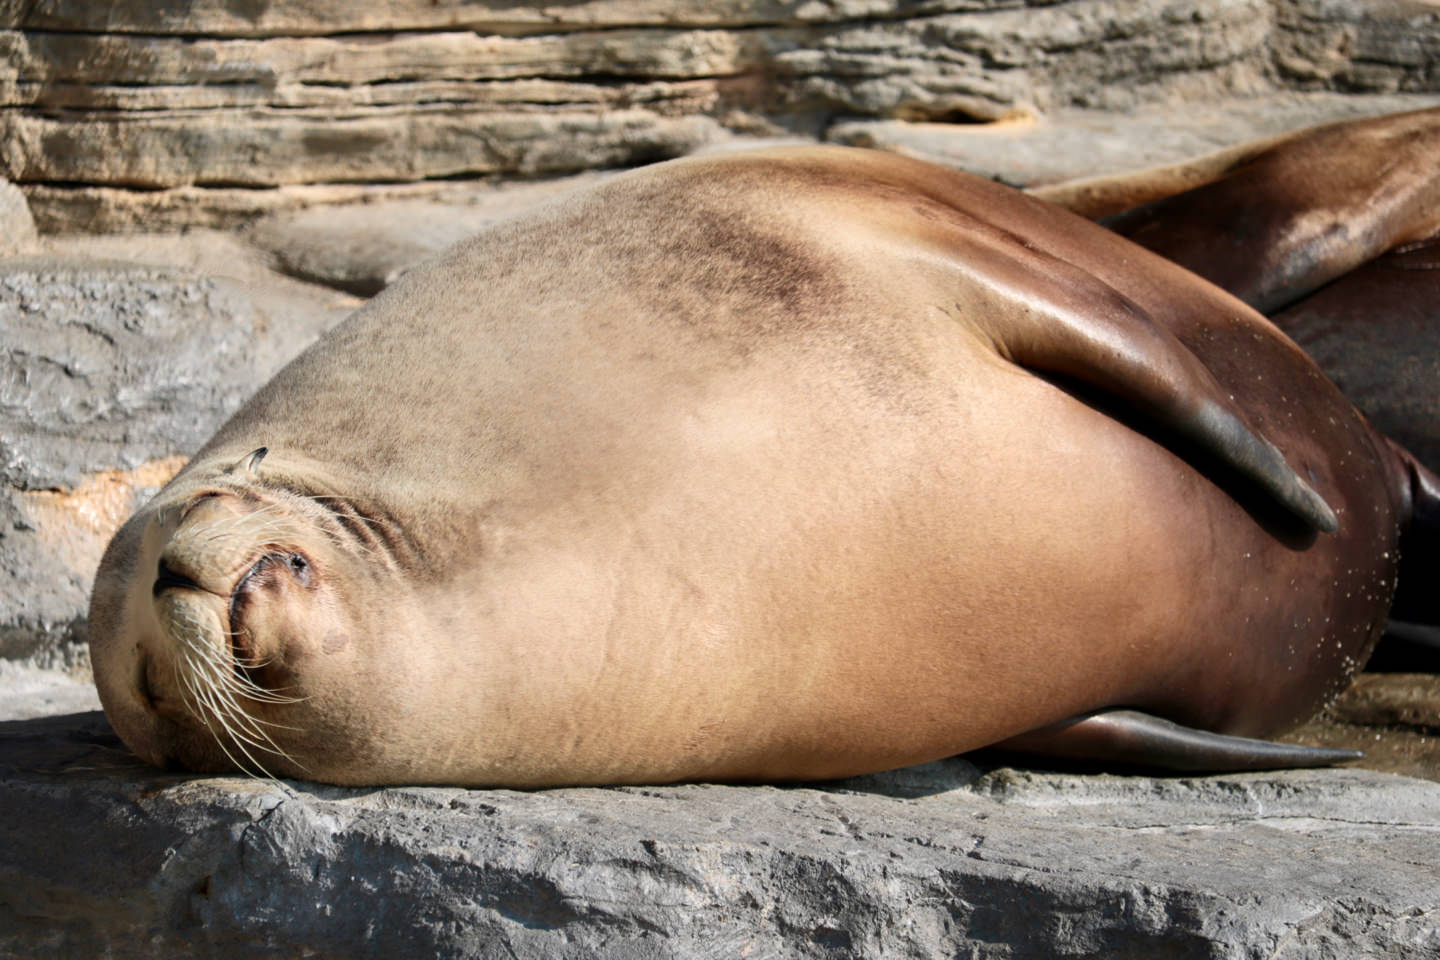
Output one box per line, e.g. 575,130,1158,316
991,709,1361,772
960,235,1337,534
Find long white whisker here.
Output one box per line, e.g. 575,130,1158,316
167,605,309,777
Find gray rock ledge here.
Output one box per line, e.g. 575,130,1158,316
3,711,1438,959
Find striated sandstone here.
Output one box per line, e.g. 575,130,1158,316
1275,0,1440,92
20,177,602,234
5,0,1439,229
0,0,1280,205
0,108,727,189
0,0,1018,37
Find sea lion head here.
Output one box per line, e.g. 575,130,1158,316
88,446,411,780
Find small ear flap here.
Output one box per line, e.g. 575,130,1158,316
228,446,269,477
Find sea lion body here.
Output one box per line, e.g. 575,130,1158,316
1272,234,1440,475
90,147,1408,787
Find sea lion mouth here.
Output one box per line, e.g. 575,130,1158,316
146,578,304,777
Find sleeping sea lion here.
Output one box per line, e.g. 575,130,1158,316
89,145,1432,787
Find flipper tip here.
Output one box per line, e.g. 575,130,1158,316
1195,405,1339,535
1297,482,1339,535
995,709,1364,772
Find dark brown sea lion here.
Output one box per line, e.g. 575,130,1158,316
89,145,1425,787
1271,235,1440,473
1030,108,1440,317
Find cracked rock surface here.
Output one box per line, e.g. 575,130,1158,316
0,236,358,664
2,711,1438,958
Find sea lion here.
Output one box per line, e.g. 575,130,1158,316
1029,106,1440,313
1271,234,1440,476
89,145,1430,788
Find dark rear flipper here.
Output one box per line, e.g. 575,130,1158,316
1367,438,1440,673
991,709,1361,773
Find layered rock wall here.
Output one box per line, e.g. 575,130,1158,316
3,0,1438,230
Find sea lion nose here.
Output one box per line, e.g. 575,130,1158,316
153,558,201,596
151,492,256,598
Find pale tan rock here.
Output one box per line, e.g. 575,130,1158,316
0,0,1004,37
769,0,1273,117
0,27,771,91
832,91,1440,185
4,1,1269,115
21,178,604,233
243,172,613,294
34,229,362,369
0,107,726,187
3,0,1439,232
4,76,743,113
1275,0,1440,92
0,178,36,253
0,0,1283,195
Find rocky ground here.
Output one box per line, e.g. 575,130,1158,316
5,0,1440,955
6,0,1440,231
5,712,1440,959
